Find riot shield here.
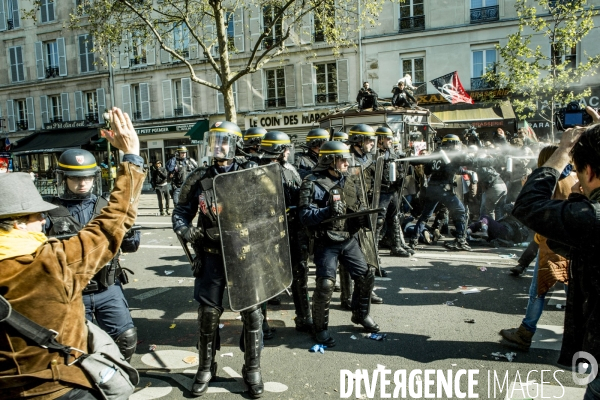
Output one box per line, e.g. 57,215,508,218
347,166,380,271
213,163,293,312
370,155,384,229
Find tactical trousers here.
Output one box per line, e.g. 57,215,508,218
83,281,135,339
480,181,507,221
155,185,170,213
194,252,227,313
415,185,467,239
172,185,182,205
313,236,369,280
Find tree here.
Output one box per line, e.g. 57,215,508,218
61,0,392,124
483,0,600,140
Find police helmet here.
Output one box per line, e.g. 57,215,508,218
203,121,243,160
348,124,377,154
333,131,349,142
56,149,102,200
243,127,267,148
375,126,394,140
314,141,353,172
306,128,329,148
441,134,461,150
176,145,188,159
260,131,293,159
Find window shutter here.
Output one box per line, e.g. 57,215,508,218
96,88,106,122
122,85,132,117
140,82,151,120
301,63,315,106
35,41,45,79
160,44,171,64
162,80,173,118
26,97,35,130
0,0,6,32
182,78,193,116
300,13,312,45
249,5,262,51
41,0,47,22
216,75,224,114
61,92,70,121
234,7,245,52
7,100,15,132
336,59,349,103
120,35,129,68
16,46,24,81
146,42,156,65
74,91,84,121
188,41,198,59
335,0,349,39
9,48,17,82
251,71,263,111
57,37,67,76
12,0,20,29
283,17,294,47
236,76,249,112
285,65,296,108
48,0,54,21
204,24,217,57
40,96,49,124
78,35,87,73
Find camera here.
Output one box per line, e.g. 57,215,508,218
555,101,594,130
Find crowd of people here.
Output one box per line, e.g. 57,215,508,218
1,105,600,400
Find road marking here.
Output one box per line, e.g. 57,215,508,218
412,252,519,265
139,245,182,249
548,288,566,307
133,287,172,300
130,377,173,399
531,325,563,351
141,350,199,369
137,221,173,225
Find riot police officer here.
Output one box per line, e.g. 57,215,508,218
412,134,472,251
172,121,265,398
258,131,312,332
243,127,267,163
294,128,329,179
299,141,380,347
44,149,141,361
374,126,412,258
167,145,198,204
333,131,349,143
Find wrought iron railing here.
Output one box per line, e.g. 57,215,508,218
45,66,59,78
174,107,183,116
85,113,98,123
398,15,425,32
133,111,142,120
471,77,493,90
17,120,28,130
130,56,147,65
470,5,499,23
265,97,286,108
315,93,338,104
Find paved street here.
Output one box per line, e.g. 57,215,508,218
121,192,585,400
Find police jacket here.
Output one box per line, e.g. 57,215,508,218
512,167,600,367
172,159,256,250
350,147,375,194
294,149,319,179
377,148,403,193
424,150,469,185
473,156,503,188
0,158,144,398
151,166,169,187
166,156,198,188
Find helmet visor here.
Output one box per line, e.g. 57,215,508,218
204,131,237,160
56,170,103,200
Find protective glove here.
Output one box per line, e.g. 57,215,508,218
356,214,371,229
330,200,346,217
191,256,202,278
177,226,204,244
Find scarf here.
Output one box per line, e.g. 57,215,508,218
0,229,47,261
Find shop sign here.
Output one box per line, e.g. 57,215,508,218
136,123,196,135
44,120,93,130
245,111,330,129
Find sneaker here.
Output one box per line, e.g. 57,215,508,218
408,238,419,250
444,239,472,252
160,211,166,216
423,231,432,244
432,229,442,244
165,210,171,215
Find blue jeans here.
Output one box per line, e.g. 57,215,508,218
584,374,600,400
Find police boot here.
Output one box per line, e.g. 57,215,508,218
241,307,264,398
370,291,383,304
338,265,353,311
312,277,336,347
260,303,274,340
396,219,415,255
115,327,137,362
499,324,533,351
291,262,313,332
350,270,380,333
192,306,221,396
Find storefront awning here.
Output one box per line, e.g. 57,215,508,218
11,129,101,154
429,100,516,125
185,120,209,142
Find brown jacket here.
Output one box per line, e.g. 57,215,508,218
0,161,145,399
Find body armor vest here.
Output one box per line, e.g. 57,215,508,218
351,149,374,193
172,158,197,187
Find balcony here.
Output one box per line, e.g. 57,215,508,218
470,5,499,23
85,113,98,123
471,77,493,90
133,111,142,120
130,56,146,66
398,15,425,32
315,93,338,104
265,97,286,109
7,19,13,30
174,107,183,116
17,120,28,130
50,116,63,123
45,66,60,78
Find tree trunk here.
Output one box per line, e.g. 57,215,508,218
212,2,237,124
223,85,237,124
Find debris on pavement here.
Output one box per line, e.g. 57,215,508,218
367,333,387,341
219,323,225,329
444,301,455,306
460,288,481,295
556,304,563,309
164,270,174,275
183,356,198,364
375,277,392,281
350,335,358,340
309,344,327,354
464,319,475,323
491,352,517,362
221,352,234,357
498,254,517,259
149,344,157,351
479,267,487,272
169,324,176,329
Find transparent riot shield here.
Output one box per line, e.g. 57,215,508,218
213,163,293,312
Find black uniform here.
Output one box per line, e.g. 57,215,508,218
167,155,198,204
294,149,319,179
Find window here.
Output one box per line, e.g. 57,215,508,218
265,68,286,108
9,46,24,83
123,83,150,120
45,41,59,78
40,0,54,23
173,80,183,115
132,84,142,120
226,12,235,50
402,57,425,95
49,95,62,122
130,32,147,65
15,99,27,130
315,62,337,104
263,6,282,49
551,44,576,69
78,35,95,73
173,23,190,58
84,91,98,122
470,0,498,23
472,49,496,89
313,1,333,42
399,0,424,32
3,0,20,30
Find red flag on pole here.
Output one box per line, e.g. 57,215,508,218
429,71,474,104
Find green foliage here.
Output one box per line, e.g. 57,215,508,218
483,0,600,135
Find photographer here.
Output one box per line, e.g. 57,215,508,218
511,106,600,399
0,108,144,399
356,82,379,111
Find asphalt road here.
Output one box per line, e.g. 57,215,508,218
120,193,585,400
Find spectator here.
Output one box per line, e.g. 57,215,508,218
151,160,170,215
356,81,379,111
